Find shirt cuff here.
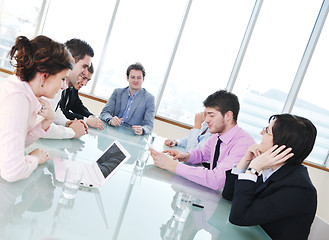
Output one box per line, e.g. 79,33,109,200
238,172,258,182
105,118,112,124
231,164,246,175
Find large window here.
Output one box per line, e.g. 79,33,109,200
232,0,323,142
292,16,329,166
0,0,44,69
1,0,329,167
157,0,255,124
93,0,188,100
42,0,116,93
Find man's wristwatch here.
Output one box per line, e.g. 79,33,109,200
247,167,261,176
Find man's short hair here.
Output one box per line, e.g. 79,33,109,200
203,90,240,122
126,62,145,77
65,38,94,63
270,114,317,165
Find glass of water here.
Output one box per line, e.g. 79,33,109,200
135,150,149,171
62,167,83,199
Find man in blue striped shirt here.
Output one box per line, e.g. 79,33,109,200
100,62,155,135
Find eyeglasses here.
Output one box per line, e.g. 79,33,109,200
261,126,273,136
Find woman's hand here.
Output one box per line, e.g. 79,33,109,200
249,145,294,172
38,98,55,121
38,98,55,131
29,148,50,164
150,148,178,173
237,144,262,169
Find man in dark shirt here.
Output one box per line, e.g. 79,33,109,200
60,63,104,130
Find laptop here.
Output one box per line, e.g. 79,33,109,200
53,140,131,188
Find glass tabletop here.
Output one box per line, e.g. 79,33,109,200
2,124,270,240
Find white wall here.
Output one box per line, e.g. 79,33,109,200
307,166,329,222
81,95,329,223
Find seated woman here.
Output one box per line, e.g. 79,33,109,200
0,35,73,182
222,114,317,240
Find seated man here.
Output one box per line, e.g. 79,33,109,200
43,38,95,139
100,62,155,135
59,63,104,130
164,112,212,151
150,90,255,190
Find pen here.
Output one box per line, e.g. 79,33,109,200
192,203,204,209
122,122,133,127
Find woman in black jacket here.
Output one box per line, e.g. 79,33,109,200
222,114,317,240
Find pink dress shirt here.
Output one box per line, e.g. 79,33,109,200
175,124,255,190
0,75,47,182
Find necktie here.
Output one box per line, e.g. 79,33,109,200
64,88,72,108
212,137,222,169
55,88,70,112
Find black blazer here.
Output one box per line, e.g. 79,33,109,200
222,164,317,240
59,88,93,120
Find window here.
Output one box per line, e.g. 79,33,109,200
0,0,44,70
232,0,323,142
42,0,117,93
292,17,329,166
2,0,328,167
157,0,255,125
93,0,188,100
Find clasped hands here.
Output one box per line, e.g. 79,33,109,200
237,144,294,174
66,119,88,138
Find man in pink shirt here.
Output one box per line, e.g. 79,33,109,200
150,90,255,190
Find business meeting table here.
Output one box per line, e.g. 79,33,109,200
0,123,270,240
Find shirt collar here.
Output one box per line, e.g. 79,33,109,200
217,124,239,144
127,88,141,99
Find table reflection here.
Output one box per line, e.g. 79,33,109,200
0,166,55,239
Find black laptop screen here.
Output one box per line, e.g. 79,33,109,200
96,143,126,178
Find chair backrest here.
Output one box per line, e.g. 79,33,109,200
308,216,329,240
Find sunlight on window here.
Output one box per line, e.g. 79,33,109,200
93,0,188,100
0,0,43,69
42,0,116,93
157,0,255,125
233,0,323,142
292,18,329,166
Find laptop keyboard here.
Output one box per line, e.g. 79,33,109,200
65,160,94,185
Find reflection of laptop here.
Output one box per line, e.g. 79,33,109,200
53,140,131,188
80,187,109,228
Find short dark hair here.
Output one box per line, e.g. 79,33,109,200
126,62,145,77
64,38,94,63
203,90,240,122
9,35,73,82
270,114,317,165
88,62,94,74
